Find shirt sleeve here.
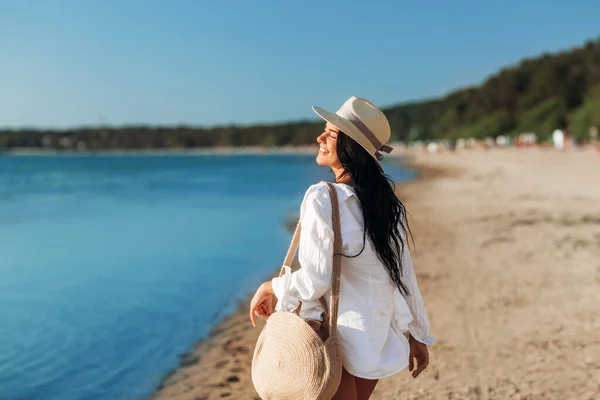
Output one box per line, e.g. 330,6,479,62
272,185,334,309
396,228,436,345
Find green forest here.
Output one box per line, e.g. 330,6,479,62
2,37,599,151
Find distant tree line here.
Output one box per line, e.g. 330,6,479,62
385,37,600,142
1,37,599,151
0,121,323,151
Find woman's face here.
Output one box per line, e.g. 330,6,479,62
316,122,343,169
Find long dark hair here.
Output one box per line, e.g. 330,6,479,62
336,132,412,297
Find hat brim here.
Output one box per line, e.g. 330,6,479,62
312,105,379,161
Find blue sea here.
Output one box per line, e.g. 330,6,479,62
0,153,414,400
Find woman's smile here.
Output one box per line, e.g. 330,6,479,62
316,122,342,171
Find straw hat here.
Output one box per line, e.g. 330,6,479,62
312,96,393,161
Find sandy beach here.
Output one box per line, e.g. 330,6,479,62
152,148,600,400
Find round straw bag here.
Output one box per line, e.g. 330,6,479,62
251,182,343,400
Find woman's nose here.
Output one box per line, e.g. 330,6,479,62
316,133,325,144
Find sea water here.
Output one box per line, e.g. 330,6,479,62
0,153,414,400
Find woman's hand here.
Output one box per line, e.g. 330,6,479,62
249,281,275,327
408,334,430,378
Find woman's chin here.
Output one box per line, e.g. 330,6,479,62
316,154,328,166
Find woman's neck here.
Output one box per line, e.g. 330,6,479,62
333,168,353,185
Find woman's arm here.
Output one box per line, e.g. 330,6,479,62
250,184,334,325
393,240,434,378
398,245,436,345
271,185,334,308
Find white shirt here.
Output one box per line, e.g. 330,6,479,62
271,182,435,379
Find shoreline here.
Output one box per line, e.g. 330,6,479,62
1,145,319,156
1,145,418,158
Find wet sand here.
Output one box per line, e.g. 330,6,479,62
152,148,600,400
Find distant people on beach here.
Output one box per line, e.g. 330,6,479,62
395,126,600,155
553,129,565,150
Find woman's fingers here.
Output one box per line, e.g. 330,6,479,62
249,287,276,327
255,305,268,321
412,363,427,378
249,305,257,327
250,300,272,327
411,355,429,378
249,295,261,327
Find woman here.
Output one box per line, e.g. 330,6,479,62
249,96,434,400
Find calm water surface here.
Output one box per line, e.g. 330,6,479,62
0,154,414,400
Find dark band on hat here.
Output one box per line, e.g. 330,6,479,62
340,110,393,161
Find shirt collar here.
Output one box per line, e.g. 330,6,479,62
334,183,356,201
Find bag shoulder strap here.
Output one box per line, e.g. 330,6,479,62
278,181,342,338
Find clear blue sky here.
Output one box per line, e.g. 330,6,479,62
1,0,598,128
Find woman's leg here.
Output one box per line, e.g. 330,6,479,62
356,376,379,400
333,368,357,400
